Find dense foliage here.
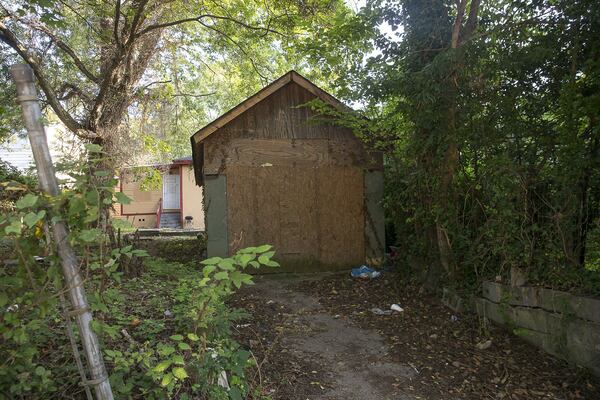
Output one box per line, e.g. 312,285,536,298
0,147,279,398
0,159,36,214
308,0,600,294
0,0,349,166
1,0,599,396
0,65,22,141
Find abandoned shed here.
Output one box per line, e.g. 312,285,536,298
190,71,384,270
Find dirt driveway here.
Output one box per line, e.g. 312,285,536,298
231,273,599,400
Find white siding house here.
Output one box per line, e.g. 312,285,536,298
0,125,80,171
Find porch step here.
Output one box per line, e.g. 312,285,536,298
160,212,181,228
133,229,204,238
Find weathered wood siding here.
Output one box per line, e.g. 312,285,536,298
201,81,382,175
365,170,385,264
227,165,364,267
204,175,228,257
203,138,373,174
210,81,359,140
200,81,382,268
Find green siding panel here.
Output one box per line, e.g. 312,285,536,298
364,171,385,264
204,175,228,257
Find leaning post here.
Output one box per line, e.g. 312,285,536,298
10,64,114,400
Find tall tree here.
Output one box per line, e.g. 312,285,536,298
0,0,345,164
307,0,600,291
360,0,482,286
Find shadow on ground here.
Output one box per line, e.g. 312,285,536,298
231,272,600,400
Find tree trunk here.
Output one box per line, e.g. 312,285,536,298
573,129,599,267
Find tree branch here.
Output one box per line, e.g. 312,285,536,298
136,13,283,38
96,0,152,122
461,0,481,44
172,91,216,98
134,79,171,96
125,0,151,46
3,10,99,83
141,79,172,90
33,23,100,83
196,19,269,81
91,1,161,130
56,0,103,36
56,82,93,104
459,9,553,49
114,0,121,44
0,21,96,139
451,0,467,49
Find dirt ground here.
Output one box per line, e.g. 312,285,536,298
230,272,600,400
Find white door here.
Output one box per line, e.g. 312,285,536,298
162,174,180,210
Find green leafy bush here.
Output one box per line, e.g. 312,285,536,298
0,159,36,214
0,145,277,398
0,145,143,397
105,246,278,399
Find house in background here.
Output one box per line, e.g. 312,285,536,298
0,125,81,172
1,126,204,231
190,70,385,270
114,156,204,230
0,134,36,170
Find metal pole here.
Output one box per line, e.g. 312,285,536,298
10,64,114,400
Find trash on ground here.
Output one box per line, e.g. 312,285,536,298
217,370,230,389
450,314,459,322
390,304,404,312
408,362,420,374
370,307,393,315
163,309,172,317
351,265,381,279
476,339,493,350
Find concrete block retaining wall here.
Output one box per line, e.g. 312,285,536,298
477,282,600,375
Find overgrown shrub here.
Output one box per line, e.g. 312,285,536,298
0,145,278,399
0,159,36,213
308,0,600,296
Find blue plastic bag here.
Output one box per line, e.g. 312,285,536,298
351,265,381,279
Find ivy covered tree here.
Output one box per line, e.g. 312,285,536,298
308,0,600,292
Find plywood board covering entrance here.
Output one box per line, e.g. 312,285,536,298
226,165,365,267
203,138,373,174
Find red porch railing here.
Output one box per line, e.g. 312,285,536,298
156,198,163,229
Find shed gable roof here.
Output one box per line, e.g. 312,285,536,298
190,70,350,145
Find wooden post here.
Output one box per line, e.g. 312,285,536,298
10,64,114,400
